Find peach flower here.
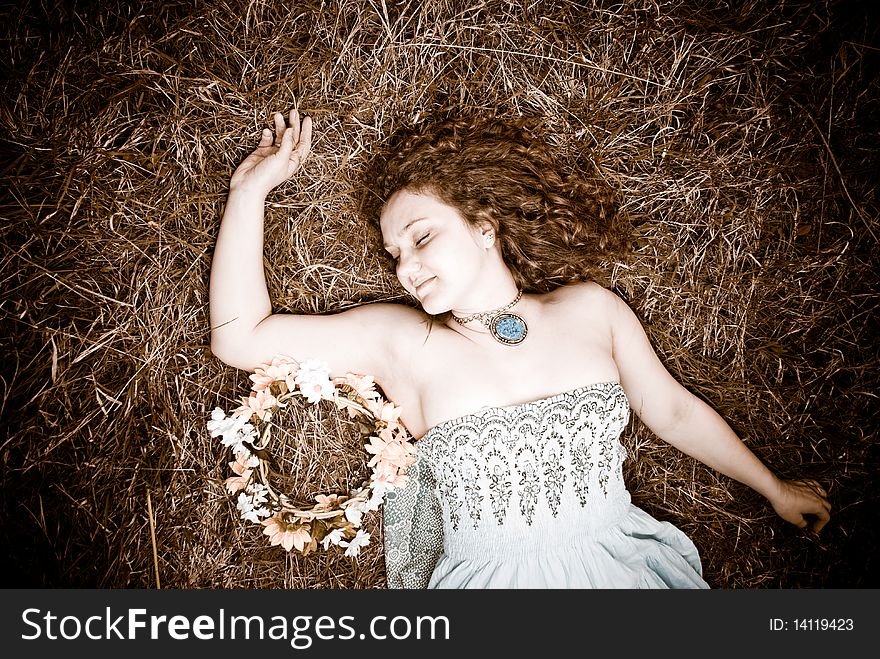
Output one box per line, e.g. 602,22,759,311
262,515,312,552
224,455,254,494
234,389,278,422
313,493,346,512
372,400,403,429
249,357,297,392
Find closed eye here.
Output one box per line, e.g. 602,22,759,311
415,233,430,246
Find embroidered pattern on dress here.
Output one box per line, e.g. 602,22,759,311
422,382,630,531
486,446,512,526
543,445,565,517
461,459,483,527
515,445,539,525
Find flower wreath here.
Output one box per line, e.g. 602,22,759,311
207,357,415,557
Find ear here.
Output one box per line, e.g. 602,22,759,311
474,215,497,247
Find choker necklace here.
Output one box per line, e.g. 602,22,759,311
451,289,528,346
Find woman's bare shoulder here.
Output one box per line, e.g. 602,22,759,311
544,281,622,307
539,283,630,339
352,300,432,333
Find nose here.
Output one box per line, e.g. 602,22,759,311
396,250,420,285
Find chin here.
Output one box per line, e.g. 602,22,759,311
419,300,448,316
417,293,450,317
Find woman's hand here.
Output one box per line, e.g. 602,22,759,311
230,109,313,197
768,478,832,532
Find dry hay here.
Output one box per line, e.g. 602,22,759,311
1,0,877,588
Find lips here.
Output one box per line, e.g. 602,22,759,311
414,276,436,296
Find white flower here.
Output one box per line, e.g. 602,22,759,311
295,359,335,404
302,378,335,404
220,423,259,459
207,407,241,438
320,528,346,550
343,500,367,526
246,482,269,504
236,493,261,523
369,475,397,499
363,489,385,513
236,483,271,523
340,530,371,557
208,408,258,457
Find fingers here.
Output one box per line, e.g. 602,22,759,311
798,482,832,533
779,478,832,534
297,113,313,164
273,112,286,143
279,116,296,154
289,108,301,144
792,479,831,507
812,506,831,533
804,481,832,515
300,113,313,150
800,506,831,533
270,108,311,144
284,109,312,170
259,109,313,178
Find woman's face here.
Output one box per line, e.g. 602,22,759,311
380,189,492,315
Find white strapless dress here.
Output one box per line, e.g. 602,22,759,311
383,381,709,589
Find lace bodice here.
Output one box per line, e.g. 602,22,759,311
384,381,632,587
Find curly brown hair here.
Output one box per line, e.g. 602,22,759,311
372,115,628,293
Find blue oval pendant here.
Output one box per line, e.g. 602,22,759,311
490,313,528,345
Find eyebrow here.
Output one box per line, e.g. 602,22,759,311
383,217,429,249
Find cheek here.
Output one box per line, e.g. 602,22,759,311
392,262,405,284
426,235,464,265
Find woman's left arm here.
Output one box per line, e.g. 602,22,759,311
601,287,832,532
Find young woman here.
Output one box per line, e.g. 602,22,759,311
209,109,831,588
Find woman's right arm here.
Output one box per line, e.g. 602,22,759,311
209,110,418,380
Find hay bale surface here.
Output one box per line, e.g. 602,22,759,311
1,0,877,588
